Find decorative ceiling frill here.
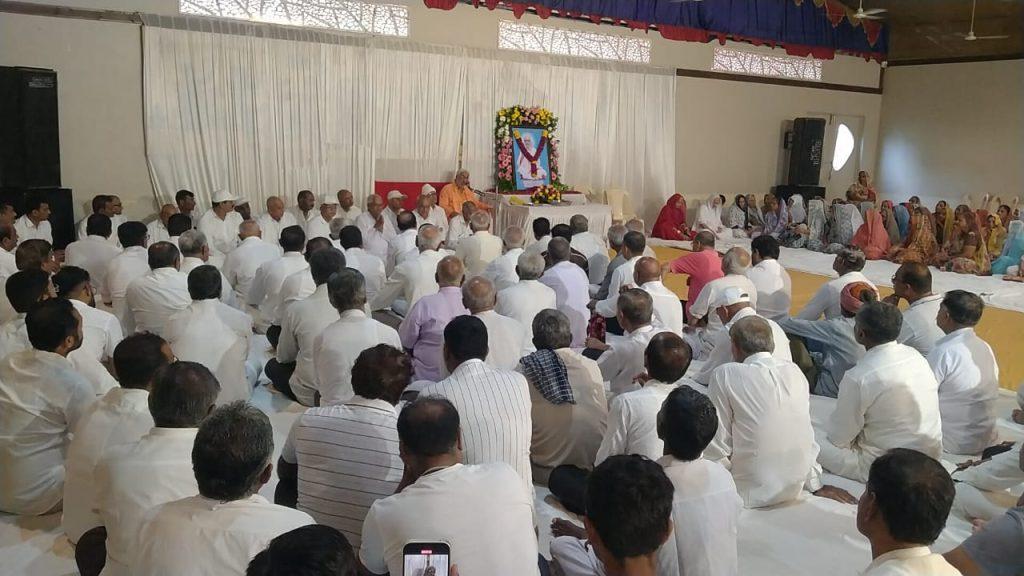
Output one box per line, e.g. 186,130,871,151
423,0,888,62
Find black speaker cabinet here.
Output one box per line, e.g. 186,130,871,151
0,67,61,188
786,117,825,186
0,187,74,249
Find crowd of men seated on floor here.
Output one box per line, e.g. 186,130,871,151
0,179,1022,576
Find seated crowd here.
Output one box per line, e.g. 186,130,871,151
0,175,1020,576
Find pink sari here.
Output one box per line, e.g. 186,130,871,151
852,208,891,260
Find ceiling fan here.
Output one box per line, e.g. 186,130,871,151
961,0,1010,41
852,0,886,20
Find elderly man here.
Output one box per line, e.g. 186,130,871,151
305,194,337,241
288,190,318,232
398,255,468,382
543,224,589,272
883,262,945,356
456,211,503,278
124,243,190,337
496,252,557,349
386,211,418,275
257,196,298,247
797,248,876,320
414,184,448,235
233,199,252,221
248,225,307,335
419,315,533,492
694,286,790,386
928,290,999,456
588,289,671,396
355,194,395,262
222,220,281,305
337,226,385,306
569,214,605,260
146,204,177,245
747,235,792,321
335,189,361,227
197,190,244,267
819,302,943,482
177,230,239,309
634,256,683,334
462,276,528,371
383,190,406,232
312,269,401,406
66,215,121,304
665,231,724,319
595,223,628,300
445,200,475,251
707,316,856,508
540,238,590,348
687,247,759,330
592,231,648,320
439,169,487,218
519,309,606,485
482,225,525,291
105,222,150,331
372,224,449,316
131,402,313,575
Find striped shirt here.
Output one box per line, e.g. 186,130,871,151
419,359,534,495
281,396,402,548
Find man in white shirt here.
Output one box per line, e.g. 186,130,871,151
884,262,946,357
590,289,672,396
456,211,504,279
706,315,856,508
270,237,334,337
177,230,239,309
593,231,646,324
0,299,94,515
496,252,557,348
694,286,791,386
222,220,281,306
335,189,362,227
132,402,314,576
540,238,591,348
355,194,395,262
277,345,407,548
856,449,960,576
145,204,177,245
482,225,525,291
0,269,54,360
819,301,943,482
255,196,298,248
445,200,476,251
382,189,406,232
797,248,876,320
174,189,199,228
313,268,401,405
197,189,245,268
166,266,255,405
304,193,338,241
337,225,386,307
597,256,683,335
61,333,172,545
0,223,18,277
92,361,220,576
288,190,318,233
104,222,150,332
569,214,605,261
462,276,528,371
413,185,448,236
124,242,191,337
371,224,447,316
748,234,793,321
419,315,534,492
687,247,759,354
247,225,307,335
165,213,191,247
928,290,1000,456
386,210,418,275
14,193,54,244
66,215,122,303
525,217,552,257
359,396,539,576
53,267,122,394
77,195,126,244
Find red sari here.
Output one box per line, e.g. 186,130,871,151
652,194,694,241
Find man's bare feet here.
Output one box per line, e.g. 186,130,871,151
551,518,587,540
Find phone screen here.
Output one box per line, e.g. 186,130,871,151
402,542,450,576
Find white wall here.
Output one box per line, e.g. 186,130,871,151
877,60,1024,210
2,0,883,221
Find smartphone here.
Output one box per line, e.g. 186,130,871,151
403,542,450,576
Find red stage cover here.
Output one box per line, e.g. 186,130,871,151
373,181,450,211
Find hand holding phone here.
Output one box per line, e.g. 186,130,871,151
403,542,450,576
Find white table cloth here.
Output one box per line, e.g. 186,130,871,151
497,204,612,247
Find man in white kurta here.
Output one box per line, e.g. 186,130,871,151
445,201,475,251
104,223,150,332
222,220,282,305
462,276,529,371
568,214,605,261
540,238,590,348
927,290,999,455
355,194,395,262
386,211,418,275
819,301,943,482
54,267,122,394
596,256,683,335
0,223,18,278
593,288,673,397
592,231,646,319
304,193,338,241
337,225,386,307
177,230,240,310
496,252,557,351
371,224,448,315
312,268,402,406
65,215,121,303
76,195,125,243
694,287,791,386
413,185,448,236
288,190,318,234
14,196,53,244
197,189,244,268
247,225,307,333
0,269,52,361
747,234,793,320
455,211,504,278
335,189,362,227
256,196,298,248
688,247,759,339
482,225,525,291
146,204,177,245
885,262,946,357
796,248,875,320
124,244,190,338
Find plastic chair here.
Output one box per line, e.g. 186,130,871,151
605,189,636,223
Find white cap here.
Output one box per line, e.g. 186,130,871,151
235,197,250,206
211,189,237,204
712,286,751,309
387,190,407,201
421,184,437,195
321,193,338,205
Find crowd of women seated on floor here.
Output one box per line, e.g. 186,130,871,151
652,171,1024,279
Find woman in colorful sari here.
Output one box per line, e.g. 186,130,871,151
893,202,911,241
879,201,902,246
725,194,754,237
851,208,891,260
805,198,828,252
847,170,878,204
890,206,939,264
985,214,1007,258
757,194,789,239
695,194,729,239
746,194,764,228
993,219,1024,275
934,201,955,246
936,211,991,275
652,194,695,241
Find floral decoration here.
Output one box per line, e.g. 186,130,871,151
495,105,562,192
530,185,562,205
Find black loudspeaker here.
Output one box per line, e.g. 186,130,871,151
0,187,75,249
786,117,825,186
0,67,61,188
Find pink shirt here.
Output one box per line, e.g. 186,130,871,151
398,286,468,381
668,248,724,317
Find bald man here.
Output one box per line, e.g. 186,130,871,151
439,169,489,219
634,256,684,334
462,276,528,370
398,255,469,382
147,204,178,244
223,220,283,305
335,189,361,227
257,197,299,248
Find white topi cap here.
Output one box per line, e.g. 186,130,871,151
712,286,751,309
421,184,437,195
321,193,338,205
211,189,237,204
387,190,407,201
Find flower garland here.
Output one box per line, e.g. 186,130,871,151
495,105,562,192
530,185,562,205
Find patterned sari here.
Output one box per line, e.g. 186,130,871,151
891,208,938,264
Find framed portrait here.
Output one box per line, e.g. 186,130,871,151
512,126,551,190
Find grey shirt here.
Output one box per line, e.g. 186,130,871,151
779,315,865,398
596,252,626,301
961,506,1024,576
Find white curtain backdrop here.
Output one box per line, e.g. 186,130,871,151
142,15,676,221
